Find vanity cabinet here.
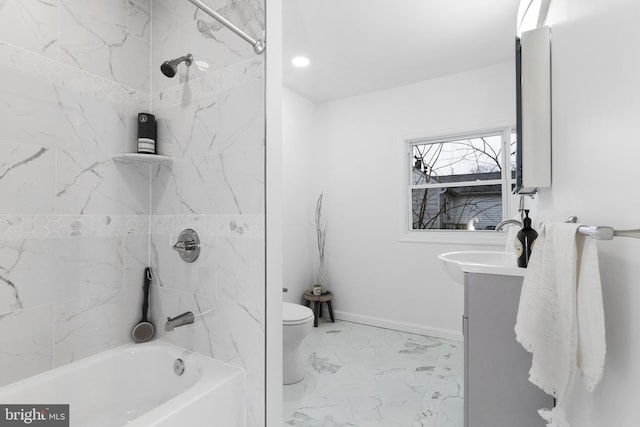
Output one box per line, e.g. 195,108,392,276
463,273,552,427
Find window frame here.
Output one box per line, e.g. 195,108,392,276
400,127,515,244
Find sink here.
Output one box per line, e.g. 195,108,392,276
438,251,525,284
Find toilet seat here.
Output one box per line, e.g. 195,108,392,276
283,302,314,326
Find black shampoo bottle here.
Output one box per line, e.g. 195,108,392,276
137,113,157,154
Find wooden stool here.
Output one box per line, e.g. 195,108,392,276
303,290,335,327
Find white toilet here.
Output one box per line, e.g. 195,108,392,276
283,302,315,385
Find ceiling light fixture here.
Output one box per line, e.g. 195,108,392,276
291,56,310,67
516,0,551,36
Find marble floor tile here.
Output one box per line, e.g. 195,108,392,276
283,321,463,427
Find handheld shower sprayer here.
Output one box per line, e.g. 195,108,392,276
160,54,194,78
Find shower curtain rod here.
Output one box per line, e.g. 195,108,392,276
188,0,265,54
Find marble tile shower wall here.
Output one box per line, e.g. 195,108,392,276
149,1,265,426
0,1,267,423
0,1,151,386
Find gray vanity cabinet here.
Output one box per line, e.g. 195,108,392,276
463,273,553,427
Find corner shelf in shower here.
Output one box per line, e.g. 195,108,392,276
110,153,173,164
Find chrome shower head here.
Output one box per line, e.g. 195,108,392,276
160,54,193,78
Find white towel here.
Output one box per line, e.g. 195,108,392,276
514,223,606,427
575,230,606,391
504,213,523,254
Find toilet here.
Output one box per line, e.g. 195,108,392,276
283,302,314,385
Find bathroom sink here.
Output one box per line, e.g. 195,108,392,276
438,251,525,284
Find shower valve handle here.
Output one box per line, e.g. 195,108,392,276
172,240,197,252
172,229,201,263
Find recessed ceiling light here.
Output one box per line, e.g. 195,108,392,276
291,56,310,67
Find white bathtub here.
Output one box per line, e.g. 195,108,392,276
0,341,244,426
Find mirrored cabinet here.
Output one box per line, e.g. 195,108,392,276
515,26,552,194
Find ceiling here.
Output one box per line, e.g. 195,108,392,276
283,0,520,103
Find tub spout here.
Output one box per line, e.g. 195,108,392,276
165,311,195,332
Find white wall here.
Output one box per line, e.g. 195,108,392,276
530,0,640,425
265,0,283,422
282,88,319,303
282,62,516,339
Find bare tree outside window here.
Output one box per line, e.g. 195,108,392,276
408,131,514,231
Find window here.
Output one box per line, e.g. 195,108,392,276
407,129,515,232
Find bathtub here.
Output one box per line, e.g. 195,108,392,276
0,341,244,426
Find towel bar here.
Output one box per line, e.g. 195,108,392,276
568,217,640,240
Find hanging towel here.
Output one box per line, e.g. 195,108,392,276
514,223,606,427
575,230,606,391
504,213,523,254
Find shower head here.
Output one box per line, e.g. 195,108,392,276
160,54,193,78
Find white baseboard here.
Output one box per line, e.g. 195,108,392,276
333,310,463,342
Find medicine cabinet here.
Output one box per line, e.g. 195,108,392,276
514,26,551,195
